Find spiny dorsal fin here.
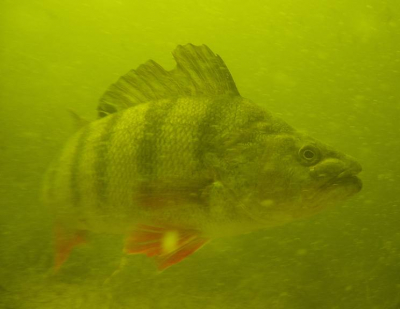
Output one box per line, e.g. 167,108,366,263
98,44,240,118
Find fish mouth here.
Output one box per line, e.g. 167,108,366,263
332,175,362,191
312,162,362,195
322,174,362,196
311,157,362,196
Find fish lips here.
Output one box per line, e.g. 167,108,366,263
311,167,362,195
331,175,362,193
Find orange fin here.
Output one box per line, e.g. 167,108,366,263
54,224,87,271
125,225,209,270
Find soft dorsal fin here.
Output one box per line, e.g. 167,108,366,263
98,44,240,118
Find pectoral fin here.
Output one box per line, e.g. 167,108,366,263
125,225,209,270
54,224,87,271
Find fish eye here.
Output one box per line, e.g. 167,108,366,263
299,145,320,166
303,149,315,159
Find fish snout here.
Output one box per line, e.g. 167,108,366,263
309,158,344,179
337,159,362,179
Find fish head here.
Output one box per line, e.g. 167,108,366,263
246,131,362,225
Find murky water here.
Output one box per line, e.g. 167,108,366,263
1,0,400,308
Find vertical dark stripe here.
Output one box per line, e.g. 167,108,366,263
70,126,91,206
195,96,239,168
137,99,176,180
94,113,124,205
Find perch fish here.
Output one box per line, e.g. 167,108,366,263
43,44,362,270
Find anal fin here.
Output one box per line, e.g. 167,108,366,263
125,225,209,270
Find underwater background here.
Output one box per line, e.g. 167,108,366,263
1,0,399,308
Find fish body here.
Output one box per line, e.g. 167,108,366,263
44,44,362,270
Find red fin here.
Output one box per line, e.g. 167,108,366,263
54,224,87,271
125,225,209,270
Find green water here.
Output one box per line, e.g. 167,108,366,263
1,0,399,308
